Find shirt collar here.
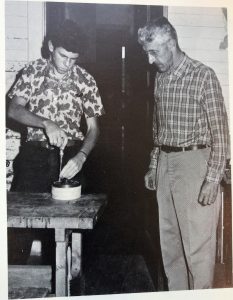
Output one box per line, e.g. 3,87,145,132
164,52,187,78
45,59,73,82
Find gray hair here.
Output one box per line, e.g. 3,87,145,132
138,17,178,46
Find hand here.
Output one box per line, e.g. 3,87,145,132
60,152,87,179
145,168,157,190
198,181,219,206
43,120,68,149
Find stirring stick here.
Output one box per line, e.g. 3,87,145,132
59,149,64,181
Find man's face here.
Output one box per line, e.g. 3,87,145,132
49,42,79,74
143,36,174,73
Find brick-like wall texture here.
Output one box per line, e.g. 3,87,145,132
5,0,44,190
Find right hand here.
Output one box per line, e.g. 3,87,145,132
60,152,87,180
43,120,68,149
144,168,157,190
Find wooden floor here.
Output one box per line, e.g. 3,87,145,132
78,225,158,295
75,254,155,295
74,234,232,296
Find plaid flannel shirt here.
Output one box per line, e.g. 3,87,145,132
149,53,229,184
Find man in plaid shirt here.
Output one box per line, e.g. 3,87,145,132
138,17,229,290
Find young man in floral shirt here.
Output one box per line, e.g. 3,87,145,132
8,19,104,191
7,20,104,264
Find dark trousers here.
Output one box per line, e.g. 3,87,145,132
11,142,83,192
8,142,83,265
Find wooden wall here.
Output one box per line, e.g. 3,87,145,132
5,0,45,189
168,6,229,116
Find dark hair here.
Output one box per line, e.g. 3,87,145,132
49,19,87,54
138,16,178,46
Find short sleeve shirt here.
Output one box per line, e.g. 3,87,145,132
8,58,105,141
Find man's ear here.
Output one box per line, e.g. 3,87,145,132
168,38,176,50
48,40,54,52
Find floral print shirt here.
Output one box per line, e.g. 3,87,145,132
8,58,104,141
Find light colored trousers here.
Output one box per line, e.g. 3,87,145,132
156,148,221,290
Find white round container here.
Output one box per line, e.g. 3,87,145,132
52,180,81,201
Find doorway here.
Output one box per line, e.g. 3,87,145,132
46,2,163,195
46,3,166,293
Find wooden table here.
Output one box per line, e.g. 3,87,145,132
7,192,107,297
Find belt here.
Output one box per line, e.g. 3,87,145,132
25,140,82,150
160,145,208,153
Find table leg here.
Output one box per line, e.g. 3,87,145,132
71,232,85,294
55,229,68,297
71,232,82,278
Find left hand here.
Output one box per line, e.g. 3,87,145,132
198,181,219,206
60,152,87,180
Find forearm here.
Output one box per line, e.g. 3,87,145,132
149,146,160,169
205,143,228,184
150,97,160,169
205,116,228,184
204,70,229,184
60,124,100,179
79,125,100,157
8,102,47,129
